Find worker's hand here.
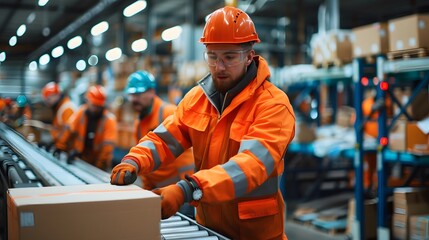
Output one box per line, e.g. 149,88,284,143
110,159,139,185
67,150,79,164
152,184,185,219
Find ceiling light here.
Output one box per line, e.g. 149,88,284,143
131,38,148,52
0,52,6,62
27,12,36,24
67,36,83,50
38,0,49,7
88,55,98,66
17,24,27,37
9,36,17,46
29,61,38,71
51,46,64,58
161,26,182,41
76,60,87,71
105,47,122,62
91,21,109,36
39,54,50,65
43,27,51,37
123,0,147,17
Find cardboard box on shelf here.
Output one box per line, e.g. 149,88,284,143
336,106,355,128
393,188,429,240
393,88,429,121
7,184,160,240
352,22,389,58
346,198,377,239
406,120,429,154
388,14,429,51
311,30,353,67
409,215,429,240
389,119,407,151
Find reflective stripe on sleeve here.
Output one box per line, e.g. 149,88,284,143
239,139,275,176
137,140,162,171
153,124,184,158
222,160,247,198
242,175,280,198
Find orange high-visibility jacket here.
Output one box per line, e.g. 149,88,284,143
51,96,77,150
125,56,295,239
134,95,194,190
65,105,117,170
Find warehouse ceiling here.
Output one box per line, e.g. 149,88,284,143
1,0,429,68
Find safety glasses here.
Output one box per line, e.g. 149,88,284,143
203,49,250,67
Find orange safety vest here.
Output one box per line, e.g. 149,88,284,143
125,56,295,239
134,95,194,190
51,97,77,150
66,105,117,170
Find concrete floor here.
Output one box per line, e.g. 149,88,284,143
285,220,350,240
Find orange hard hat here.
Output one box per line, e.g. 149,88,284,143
200,6,260,44
42,82,61,99
86,85,106,107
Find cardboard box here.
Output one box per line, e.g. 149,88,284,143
346,198,377,239
336,106,355,128
410,215,429,240
388,14,429,51
311,30,353,66
393,88,429,121
352,22,389,58
8,184,160,240
406,121,429,154
389,120,407,151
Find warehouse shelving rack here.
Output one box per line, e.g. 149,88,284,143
353,56,429,240
280,64,355,201
375,56,429,240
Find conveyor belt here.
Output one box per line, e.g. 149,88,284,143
0,122,230,240
162,213,230,240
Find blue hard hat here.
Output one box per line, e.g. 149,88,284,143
126,71,156,94
16,95,28,107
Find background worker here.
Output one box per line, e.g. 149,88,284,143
58,85,117,171
38,82,77,151
111,6,295,240
125,70,195,190
3,95,32,128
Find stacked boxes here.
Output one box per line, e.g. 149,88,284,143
388,14,429,51
311,30,353,67
409,215,429,240
392,188,429,240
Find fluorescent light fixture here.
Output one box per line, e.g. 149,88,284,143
91,21,109,36
88,55,98,66
27,12,36,24
39,54,50,65
9,36,17,46
67,36,83,50
0,52,6,62
29,61,38,71
76,60,87,71
123,0,147,17
17,24,27,37
51,46,64,58
131,38,148,52
161,26,182,41
38,0,49,7
105,47,122,61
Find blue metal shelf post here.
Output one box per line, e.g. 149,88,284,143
376,56,390,239
352,58,365,240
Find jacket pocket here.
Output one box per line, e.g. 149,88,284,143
238,197,278,220
182,110,210,132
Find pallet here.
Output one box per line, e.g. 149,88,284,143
387,47,428,61
312,218,347,235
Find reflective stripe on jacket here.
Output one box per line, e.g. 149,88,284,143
125,56,295,239
67,105,117,170
52,97,77,150
134,95,194,190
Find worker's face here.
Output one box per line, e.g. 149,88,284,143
43,94,60,107
128,89,155,112
87,102,104,116
205,44,254,94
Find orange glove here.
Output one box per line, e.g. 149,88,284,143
110,159,139,185
152,184,185,219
